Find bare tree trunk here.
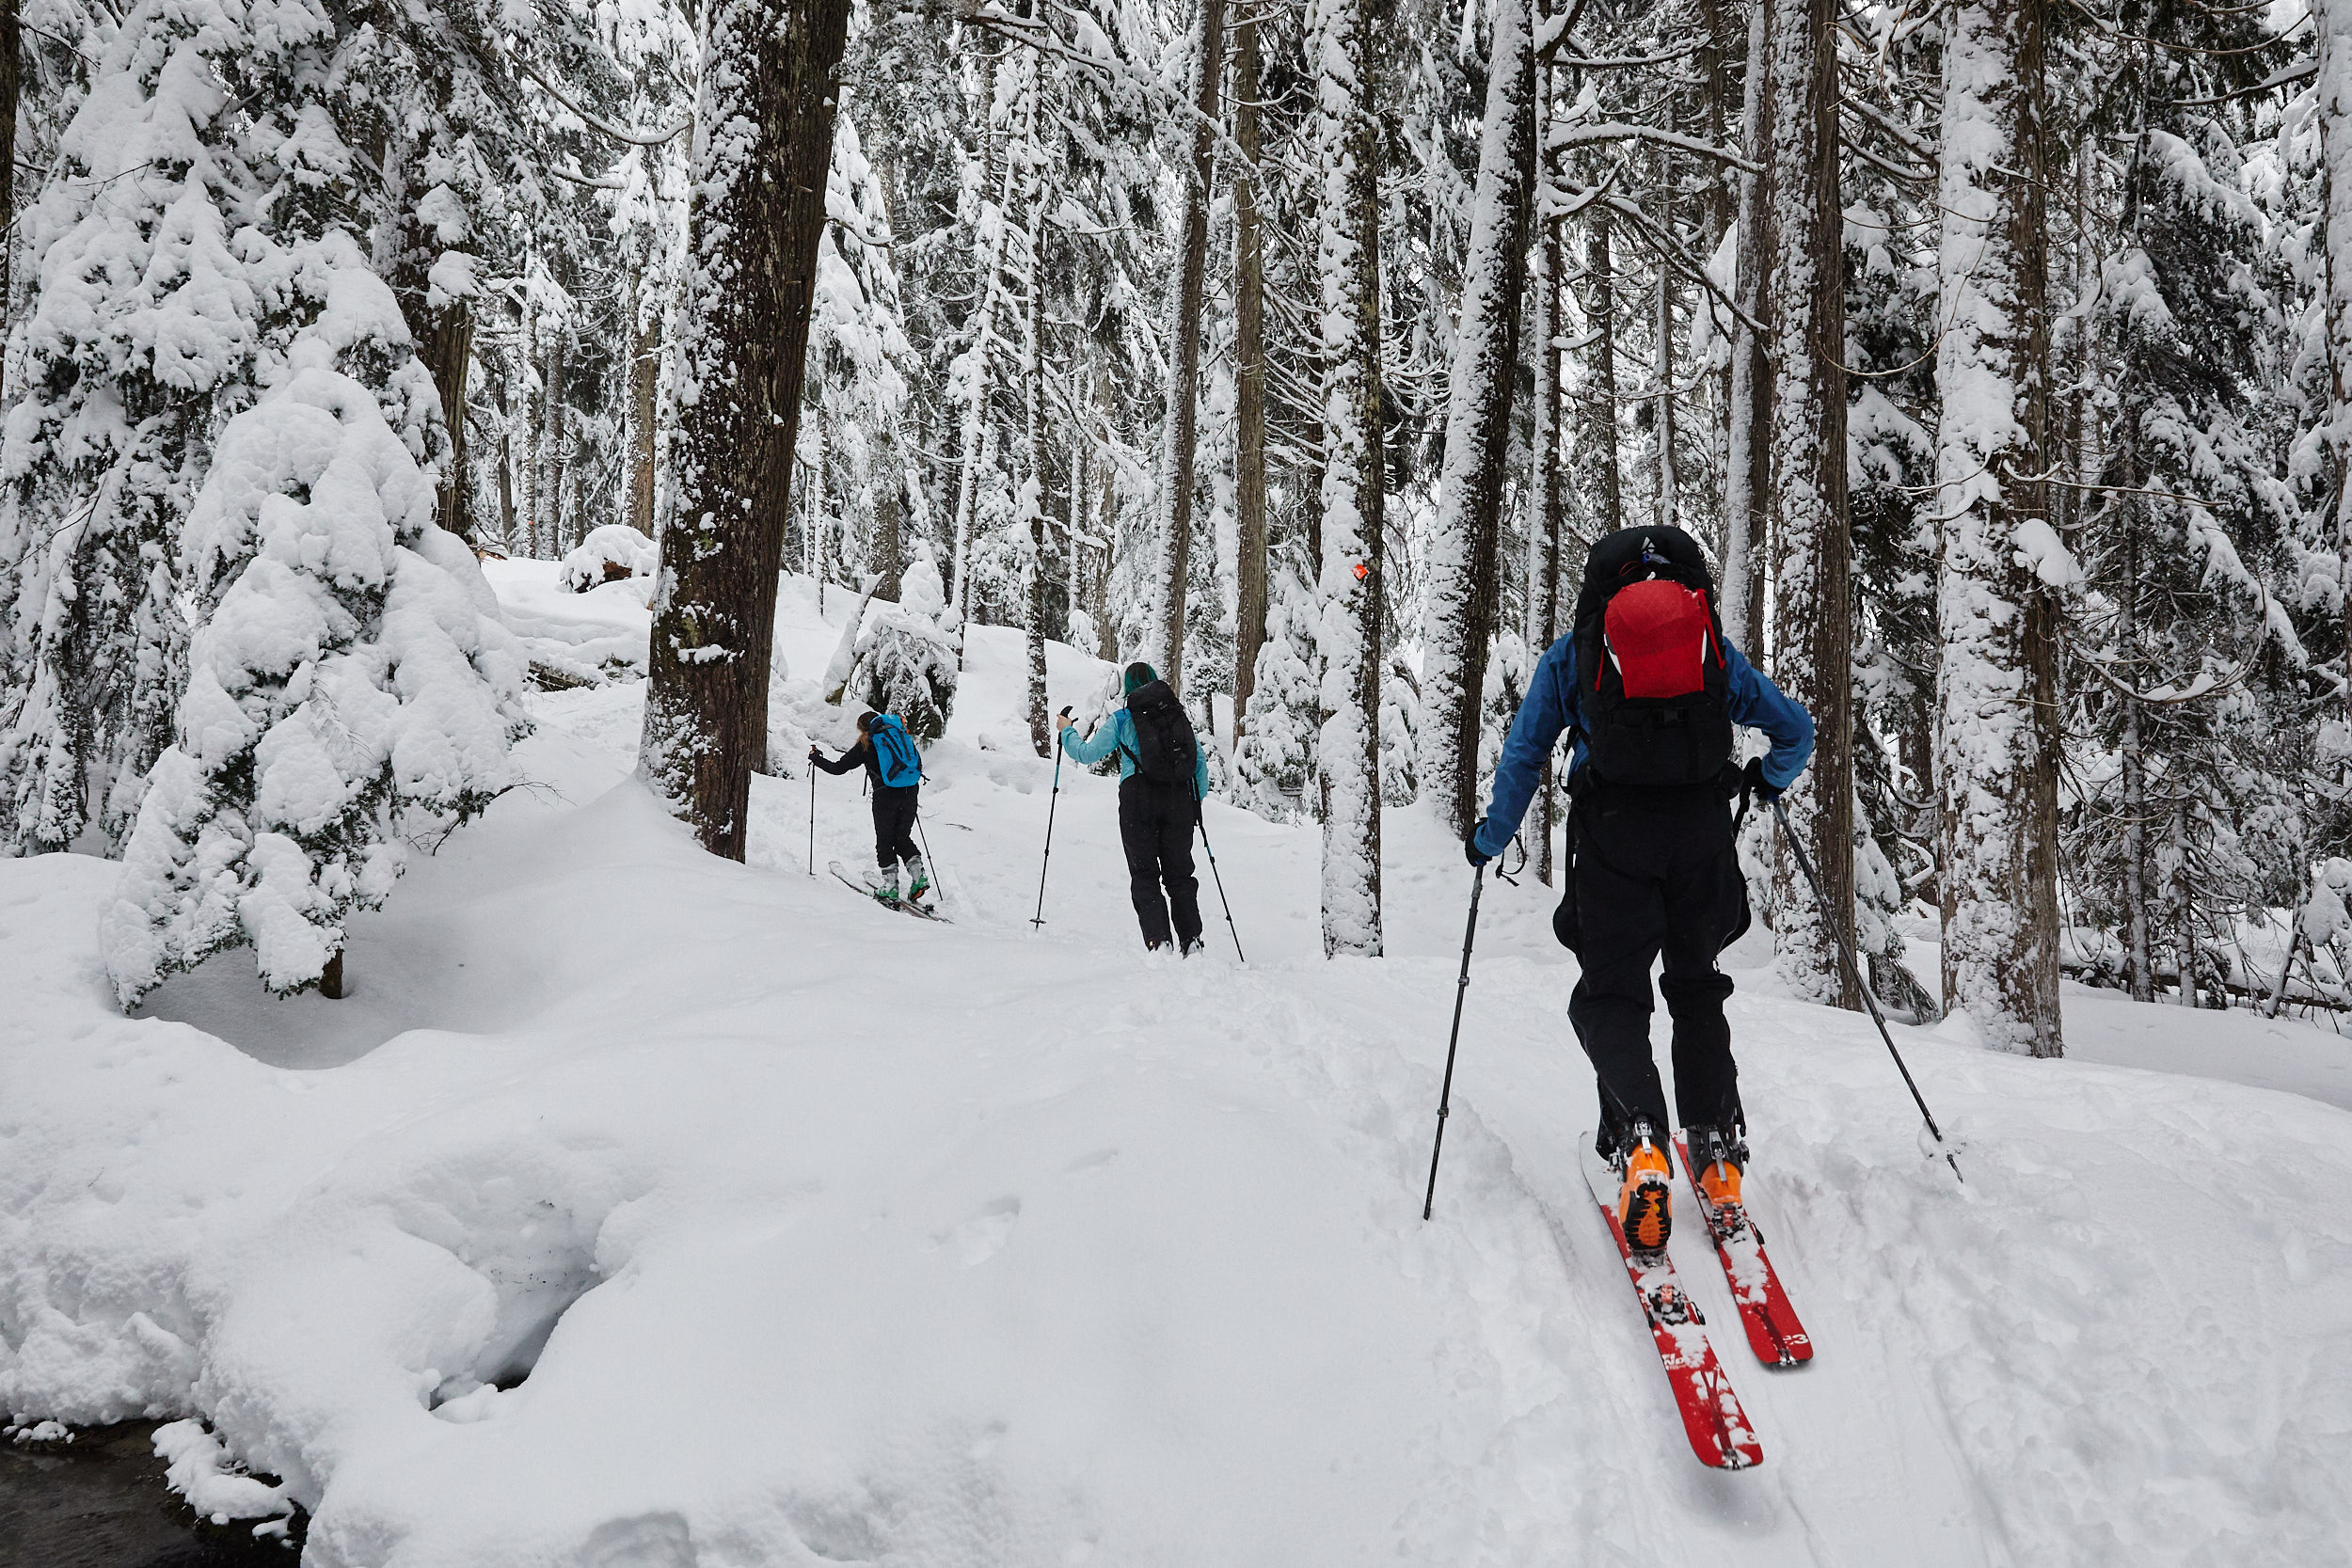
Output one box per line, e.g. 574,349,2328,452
424,302,475,541
539,326,567,557
632,301,660,539
1023,72,1051,756
1585,196,1624,536
950,46,1014,625
639,0,853,860
1420,0,1536,835
1530,47,1564,886
1719,0,1772,648
1653,144,1678,527
2320,0,2352,747
1232,0,1268,732
1314,0,1384,957
1155,0,1228,692
1765,0,1856,1008
1933,0,2064,1053
0,0,17,411
519,297,540,558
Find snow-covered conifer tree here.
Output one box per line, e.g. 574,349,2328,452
1233,563,1319,820
851,555,959,741
0,0,320,856
101,261,531,1006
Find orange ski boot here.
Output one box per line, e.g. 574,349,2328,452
1617,1131,1674,1255
1687,1126,1748,1233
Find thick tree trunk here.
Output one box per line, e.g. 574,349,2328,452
1314,0,1384,957
1155,0,1228,692
1420,0,1536,836
1584,198,1624,535
1765,0,1856,1008
1233,2,1268,732
639,0,853,860
1719,0,1772,648
1933,0,2064,1053
423,302,475,541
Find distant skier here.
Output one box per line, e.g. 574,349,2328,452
811,711,930,906
1057,662,1214,954
1469,526,1814,1253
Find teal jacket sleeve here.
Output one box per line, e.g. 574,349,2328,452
1060,712,1125,768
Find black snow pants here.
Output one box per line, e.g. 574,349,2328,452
872,784,920,872
1562,787,1746,1147
1118,776,1203,952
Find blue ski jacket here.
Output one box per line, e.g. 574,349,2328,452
1060,710,1213,797
1470,631,1815,860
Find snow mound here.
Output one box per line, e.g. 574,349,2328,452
557,524,658,594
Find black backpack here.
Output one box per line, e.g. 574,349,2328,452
1122,679,1200,789
1568,526,1735,791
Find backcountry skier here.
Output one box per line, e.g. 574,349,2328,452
1057,662,1215,954
811,711,930,906
1469,526,1814,1253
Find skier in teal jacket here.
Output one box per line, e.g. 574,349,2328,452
1059,662,1212,951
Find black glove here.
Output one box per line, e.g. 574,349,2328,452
1741,757,1783,804
1465,823,1493,868
808,746,822,763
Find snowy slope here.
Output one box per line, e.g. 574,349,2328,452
3,577,2349,1565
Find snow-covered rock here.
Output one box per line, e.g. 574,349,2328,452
557,525,659,594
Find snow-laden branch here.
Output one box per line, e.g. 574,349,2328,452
509,49,691,148
1548,121,1761,174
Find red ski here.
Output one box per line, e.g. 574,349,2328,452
1675,1137,1812,1369
1580,1137,1764,1469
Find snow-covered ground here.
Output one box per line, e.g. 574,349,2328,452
5,568,2350,1564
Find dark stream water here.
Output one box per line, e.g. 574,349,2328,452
0,1426,297,1566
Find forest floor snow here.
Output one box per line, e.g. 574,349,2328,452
4,568,2350,1565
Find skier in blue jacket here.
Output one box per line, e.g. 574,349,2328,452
1470,525,1813,1250
1059,663,1214,953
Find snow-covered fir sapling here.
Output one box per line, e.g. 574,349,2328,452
101,262,531,1008
1232,565,1318,821
850,555,959,741
1379,651,1420,811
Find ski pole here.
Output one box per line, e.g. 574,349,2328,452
1193,781,1246,961
914,807,946,911
1422,862,1486,1221
807,765,817,877
1772,797,1963,1184
1033,740,1064,928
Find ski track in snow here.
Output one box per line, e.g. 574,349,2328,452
2,564,2348,1564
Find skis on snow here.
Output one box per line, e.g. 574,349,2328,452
1579,1135,1765,1470
1675,1136,1812,1369
828,862,950,922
